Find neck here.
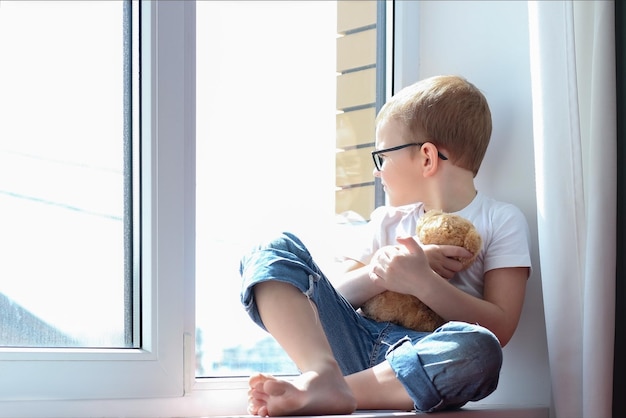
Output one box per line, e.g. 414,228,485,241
424,168,477,213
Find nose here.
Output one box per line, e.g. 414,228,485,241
373,167,381,178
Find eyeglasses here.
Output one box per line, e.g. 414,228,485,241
371,142,448,171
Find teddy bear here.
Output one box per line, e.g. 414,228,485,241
360,210,482,332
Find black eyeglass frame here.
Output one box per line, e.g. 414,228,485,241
371,142,448,171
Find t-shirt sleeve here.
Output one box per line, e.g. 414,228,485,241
483,204,532,275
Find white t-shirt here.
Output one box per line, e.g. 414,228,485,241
347,192,532,299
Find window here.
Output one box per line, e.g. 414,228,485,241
195,0,384,378
0,1,192,406
0,0,133,349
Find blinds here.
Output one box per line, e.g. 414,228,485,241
335,0,379,219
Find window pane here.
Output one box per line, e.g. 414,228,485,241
196,1,338,377
0,1,133,348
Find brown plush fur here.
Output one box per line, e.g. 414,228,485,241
360,210,482,332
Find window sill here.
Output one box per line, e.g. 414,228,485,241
213,405,550,418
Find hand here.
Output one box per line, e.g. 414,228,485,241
422,244,473,279
368,236,433,295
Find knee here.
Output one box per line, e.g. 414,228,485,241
238,232,317,291
472,325,503,376
469,327,502,400
240,232,297,272
447,322,502,370
454,323,503,397
242,232,308,261
425,323,503,408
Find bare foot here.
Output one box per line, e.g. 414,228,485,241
247,366,357,416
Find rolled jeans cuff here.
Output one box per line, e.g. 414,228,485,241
385,336,443,412
240,247,315,332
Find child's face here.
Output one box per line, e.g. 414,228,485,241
373,119,424,206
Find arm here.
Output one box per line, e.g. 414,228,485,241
370,237,528,346
475,266,528,346
334,260,386,309
335,243,473,308
420,266,527,346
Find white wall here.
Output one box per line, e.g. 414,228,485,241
395,1,551,408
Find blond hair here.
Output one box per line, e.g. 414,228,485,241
376,75,492,176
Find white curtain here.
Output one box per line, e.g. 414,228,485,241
528,1,616,417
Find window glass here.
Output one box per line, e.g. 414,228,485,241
0,1,133,348
195,1,338,377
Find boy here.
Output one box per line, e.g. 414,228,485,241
239,75,531,415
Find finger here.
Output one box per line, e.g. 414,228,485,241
440,244,474,259
369,267,382,283
439,258,466,279
396,236,422,254
436,267,455,280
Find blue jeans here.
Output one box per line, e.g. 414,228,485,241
239,232,502,412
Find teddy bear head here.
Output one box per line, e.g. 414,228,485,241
416,209,482,269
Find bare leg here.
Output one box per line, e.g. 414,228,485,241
346,361,414,411
248,281,356,416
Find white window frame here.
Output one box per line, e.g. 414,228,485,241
0,1,194,414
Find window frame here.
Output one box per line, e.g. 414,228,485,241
0,0,192,408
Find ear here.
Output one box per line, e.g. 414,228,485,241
420,142,442,177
